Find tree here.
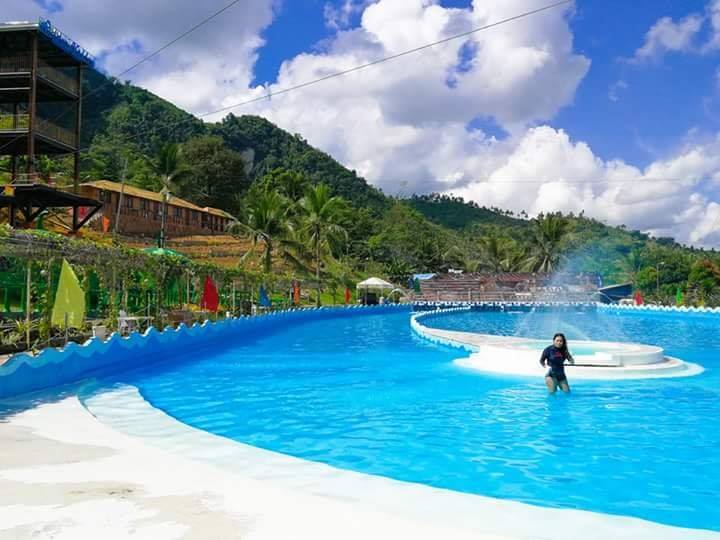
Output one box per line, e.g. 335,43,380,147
150,143,191,248
618,250,644,285
298,184,348,306
181,135,249,214
687,259,720,304
229,190,291,274
256,168,309,203
526,213,570,272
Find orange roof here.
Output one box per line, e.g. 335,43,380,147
81,180,237,220
203,207,236,220
81,180,203,212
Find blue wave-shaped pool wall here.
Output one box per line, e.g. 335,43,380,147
0,305,410,399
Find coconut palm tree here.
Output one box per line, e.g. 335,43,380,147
525,214,569,273
150,143,191,248
618,249,643,285
298,184,348,306
229,190,292,274
478,235,508,273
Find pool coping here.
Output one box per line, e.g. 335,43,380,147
80,384,720,540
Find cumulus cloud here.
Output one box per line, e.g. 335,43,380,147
453,127,720,247
631,0,720,61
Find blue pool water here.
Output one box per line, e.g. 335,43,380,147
89,308,720,531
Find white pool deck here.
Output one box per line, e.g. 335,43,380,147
1,385,718,540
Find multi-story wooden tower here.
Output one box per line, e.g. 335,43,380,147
0,20,101,232
0,19,94,191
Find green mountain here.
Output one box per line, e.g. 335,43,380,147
14,70,720,301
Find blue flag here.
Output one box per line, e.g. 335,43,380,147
259,285,271,307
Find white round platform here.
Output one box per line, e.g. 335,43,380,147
411,311,704,380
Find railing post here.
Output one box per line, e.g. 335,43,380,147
27,32,38,175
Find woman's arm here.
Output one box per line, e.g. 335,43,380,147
566,351,575,364
539,348,548,367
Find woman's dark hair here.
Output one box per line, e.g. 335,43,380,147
553,332,569,357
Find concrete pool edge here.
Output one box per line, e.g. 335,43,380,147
76,384,720,540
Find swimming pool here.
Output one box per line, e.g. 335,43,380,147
84,307,720,531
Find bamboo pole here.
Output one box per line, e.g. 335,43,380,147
25,261,31,350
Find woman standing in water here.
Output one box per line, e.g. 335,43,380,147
540,333,575,393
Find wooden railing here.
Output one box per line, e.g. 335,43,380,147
0,55,31,73
0,113,29,131
36,117,76,147
37,62,79,95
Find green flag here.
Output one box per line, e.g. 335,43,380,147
51,259,86,328
413,277,421,293
675,287,684,306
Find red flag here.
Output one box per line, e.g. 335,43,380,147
201,276,219,312
634,290,643,306
293,281,300,305
344,287,352,304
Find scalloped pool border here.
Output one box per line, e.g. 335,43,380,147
597,303,720,314
0,304,410,399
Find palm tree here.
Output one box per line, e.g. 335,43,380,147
298,184,348,306
443,245,481,273
526,214,569,273
150,143,191,248
478,235,508,273
618,249,643,285
229,190,291,274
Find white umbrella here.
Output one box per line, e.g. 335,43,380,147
356,277,394,290
356,277,394,304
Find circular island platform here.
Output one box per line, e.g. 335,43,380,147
411,309,704,380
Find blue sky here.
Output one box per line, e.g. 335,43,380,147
6,0,720,246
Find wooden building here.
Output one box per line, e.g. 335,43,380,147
79,180,235,237
0,19,94,190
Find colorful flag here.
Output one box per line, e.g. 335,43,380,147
51,259,86,328
200,276,219,312
344,287,352,304
633,290,644,306
676,287,684,306
259,285,271,307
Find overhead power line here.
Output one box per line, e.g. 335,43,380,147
69,0,574,156
0,0,245,154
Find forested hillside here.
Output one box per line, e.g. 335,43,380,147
2,70,720,304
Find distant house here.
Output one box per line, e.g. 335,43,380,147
78,180,236,237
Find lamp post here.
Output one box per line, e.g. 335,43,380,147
159,186,170,248
655,261,665,300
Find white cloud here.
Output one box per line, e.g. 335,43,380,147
608,80,627,102
631,0,720,61
453,127,720,247
631,14,703,61
324,0,377,31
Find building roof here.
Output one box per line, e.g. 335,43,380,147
81,180,235,220
0,19,95,67
204,207,236,220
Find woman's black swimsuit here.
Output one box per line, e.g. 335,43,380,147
540,345,568,382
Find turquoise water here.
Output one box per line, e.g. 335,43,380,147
89,308,720,531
